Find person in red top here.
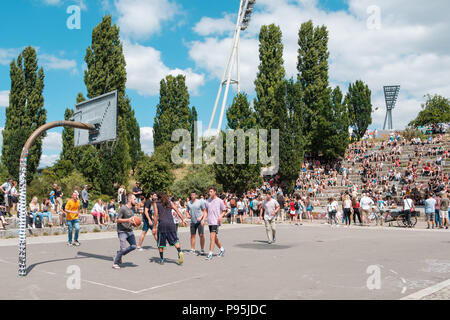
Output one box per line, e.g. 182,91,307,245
352,196,362,225
288,198,296,225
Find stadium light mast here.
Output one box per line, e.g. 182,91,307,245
207,0,256,133
383,85,400,130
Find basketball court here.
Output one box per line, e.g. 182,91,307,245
1,223,450,300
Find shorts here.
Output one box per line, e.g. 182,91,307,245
209,225,219,234
91,211,105,218
11,196,18,204
142,217,153,232
238,210,244,216
157,231,179,248
361,209,370,216
82,201,89,209
425,212,435,221
440,210,449,220
190,222,204,235
230,208,237,215
290,210,296,216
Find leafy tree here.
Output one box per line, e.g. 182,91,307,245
409,94,450,127
82,15,140,194
213,93,262,195
345,80,372,140
154,75,192,149
297,20,330,156
254,24,285,134
1,47,47,183
135,155,175,195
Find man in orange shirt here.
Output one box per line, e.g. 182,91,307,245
65,192,81,246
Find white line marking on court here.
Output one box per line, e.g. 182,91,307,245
134,275,204,294
400,278,450,300
81,279,137,294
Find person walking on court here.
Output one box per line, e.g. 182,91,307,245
65,192,81,247
137,193,158,251
205,186,227,261
113,194,138,269
260,191,280,244
152,192,186,265
186,191,207,255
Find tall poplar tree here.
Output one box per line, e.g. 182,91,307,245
82,15,140,194
153,74,192,149
297,20,330,156
1,47,46,182
345,80,372,140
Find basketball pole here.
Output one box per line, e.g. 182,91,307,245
18,121,95,277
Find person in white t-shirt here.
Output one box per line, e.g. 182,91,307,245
402,195,415,228
326,197,339,227
359,193,374,225
259,192,280,244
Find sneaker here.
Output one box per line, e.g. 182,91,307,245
427,226,430,229
205,253,213,261
267,240,272,244
218,249,225,257
137,247,144,252
178,252,184,265
273,237,276,243
200,250,205,256
67,242,72,246
158,258,165,265
112,264,120,269
73,241,80,246
189,249,196,255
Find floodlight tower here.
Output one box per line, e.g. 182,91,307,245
207,0,256,133
383,85,400,130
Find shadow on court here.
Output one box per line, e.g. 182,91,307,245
148,257,180,265
77,251,138,268
234,240,294,250
26,256,87,274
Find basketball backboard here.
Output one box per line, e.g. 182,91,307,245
73,90,118,147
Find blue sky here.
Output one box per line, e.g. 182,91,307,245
0,0,449,167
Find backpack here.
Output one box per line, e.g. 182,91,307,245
294,202,300,210
35,216,42,228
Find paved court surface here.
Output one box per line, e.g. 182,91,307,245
0,223,449,300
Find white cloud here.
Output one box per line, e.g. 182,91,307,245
39,54,77,73
42,131,62,151
42,0,87,10
140,127,154,155
0,91,9,107
123,41,205,96
115,0,179,40
0,48,20,65
189,0,450,129
193,14,236,36
39,154,60,168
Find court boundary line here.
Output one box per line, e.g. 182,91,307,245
400,278,450,300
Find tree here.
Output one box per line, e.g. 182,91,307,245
409,94,450,127
1,47,47,183
345,80,372,140
153,75,192,149
170,165,221,199
61,107,76,166
82,15,140,194
254,24,286,133
213,93,262,195
278,79,306,192
135,155,175,195
297,20,330,156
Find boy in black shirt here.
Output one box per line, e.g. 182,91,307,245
113,194,137,269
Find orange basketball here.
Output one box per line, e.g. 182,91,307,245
130,215,142,227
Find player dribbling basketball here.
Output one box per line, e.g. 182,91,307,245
113,194,137,269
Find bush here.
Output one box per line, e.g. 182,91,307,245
170,165,221,199
402,127,426,141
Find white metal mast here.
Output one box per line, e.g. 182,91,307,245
207,0,256,134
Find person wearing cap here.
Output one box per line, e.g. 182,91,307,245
0,178,13,217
